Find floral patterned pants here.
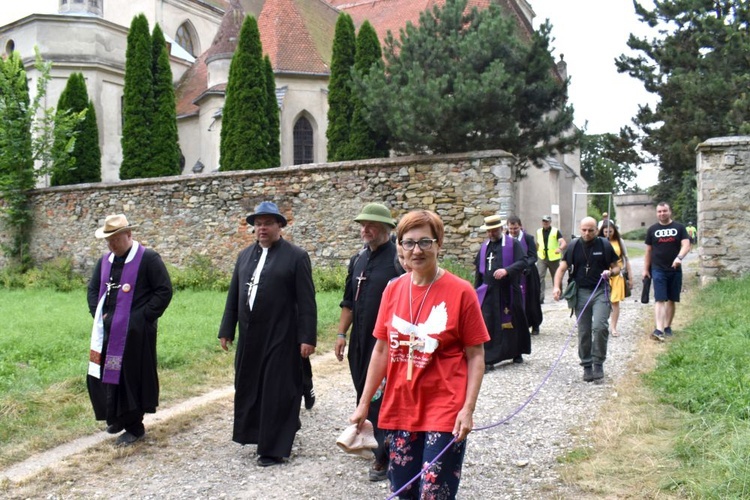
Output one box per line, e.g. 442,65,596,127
386,430,466,500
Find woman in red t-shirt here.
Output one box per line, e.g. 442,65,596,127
350,210,489,499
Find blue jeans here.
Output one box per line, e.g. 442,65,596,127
386,430,466,499
575,286,611,366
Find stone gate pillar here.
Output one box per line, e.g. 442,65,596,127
695,136,750,285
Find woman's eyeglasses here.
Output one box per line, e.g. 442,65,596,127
400,238,438,251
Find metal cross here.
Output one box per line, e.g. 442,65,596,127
354,271,367,301
486,251,495,270
584,265,590,276
399,328,425,381
105,279,121,298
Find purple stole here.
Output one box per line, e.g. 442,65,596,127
95,244,145,384
477,236,516,328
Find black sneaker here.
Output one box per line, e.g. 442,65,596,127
303,386,316,410
513,356,524,364
583,366,594,382
257,456,283,467
651,329,665,342
592,364,604,380
485,363,495,373
664,327,673,337
531,327,540,335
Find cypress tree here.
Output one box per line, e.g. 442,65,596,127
325,13,356,161
120,14,153,180
149,23,181,177
219,15,269,171
51,73,101,185
343,20,388,160
264,55,280,168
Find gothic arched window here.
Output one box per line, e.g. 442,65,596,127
175,22,196,57
293,117,314,165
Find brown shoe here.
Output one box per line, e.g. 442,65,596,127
368,460,387,482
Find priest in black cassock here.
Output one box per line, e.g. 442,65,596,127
334,203,400,482
474,215,530,371
218,201,317,467
507,215,544,336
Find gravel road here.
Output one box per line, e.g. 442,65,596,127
2,254,657,500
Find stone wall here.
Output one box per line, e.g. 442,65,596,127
4,151,516,276
696,136,750,285
614,193,654,234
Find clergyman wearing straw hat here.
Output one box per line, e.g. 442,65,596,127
474,214,530,371
87,213,173,447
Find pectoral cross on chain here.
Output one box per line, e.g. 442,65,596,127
584,264,590,276
399,328,425,381
486,251,495,271
354,271,367,301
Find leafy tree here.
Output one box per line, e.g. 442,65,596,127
120,14,154,180
264,55,280,168
340,20,389,160
51,73,101,185
355,0,576,176
617,0,750,204
0,50,79,269
219,15,269,171
326,13,356,161
149,23,181,177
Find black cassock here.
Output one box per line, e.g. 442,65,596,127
86,245,173,425
474,235,530,364
518,231,543,330
218,238,317,457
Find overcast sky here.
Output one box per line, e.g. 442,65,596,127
531,0,660,187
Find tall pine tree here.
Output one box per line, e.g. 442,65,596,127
51,73,101,185
220,15,269,171
120,14,153,180
355,0,576,174
149,23,181,177
264,55,280,168
616,0,750,206
342,20,388,160
325,13,356,161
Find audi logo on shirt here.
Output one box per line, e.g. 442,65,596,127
654,228,678,238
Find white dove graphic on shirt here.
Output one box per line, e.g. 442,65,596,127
391,301,448,353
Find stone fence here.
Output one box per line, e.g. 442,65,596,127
696,136,750,285
2,150,516,276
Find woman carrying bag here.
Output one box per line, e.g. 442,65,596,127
600,221,633,337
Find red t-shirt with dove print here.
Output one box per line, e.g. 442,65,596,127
373,271,489,432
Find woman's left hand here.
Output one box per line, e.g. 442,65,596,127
452,407,474,442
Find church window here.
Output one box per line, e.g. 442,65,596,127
293,117,314,165
175,23,195,57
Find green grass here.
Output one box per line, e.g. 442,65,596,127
646,275,750,497
0,288,342,467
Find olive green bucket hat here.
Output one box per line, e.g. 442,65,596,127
353,203,396,228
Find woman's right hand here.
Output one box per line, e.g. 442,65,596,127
349,402,369,430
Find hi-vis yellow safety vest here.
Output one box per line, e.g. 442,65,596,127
537,227,562,261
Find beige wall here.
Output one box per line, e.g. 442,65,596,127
614,193,654,234
277,74,330,166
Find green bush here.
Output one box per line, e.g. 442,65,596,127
313,265,347,292
441,257,474,283
622,227,647,241
0,257,86,291
167,254,231,292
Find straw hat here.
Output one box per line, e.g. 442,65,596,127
336,419,378,458
479,214,505,231
94,214,139,239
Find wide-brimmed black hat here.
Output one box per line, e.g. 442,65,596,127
246,201,287,227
